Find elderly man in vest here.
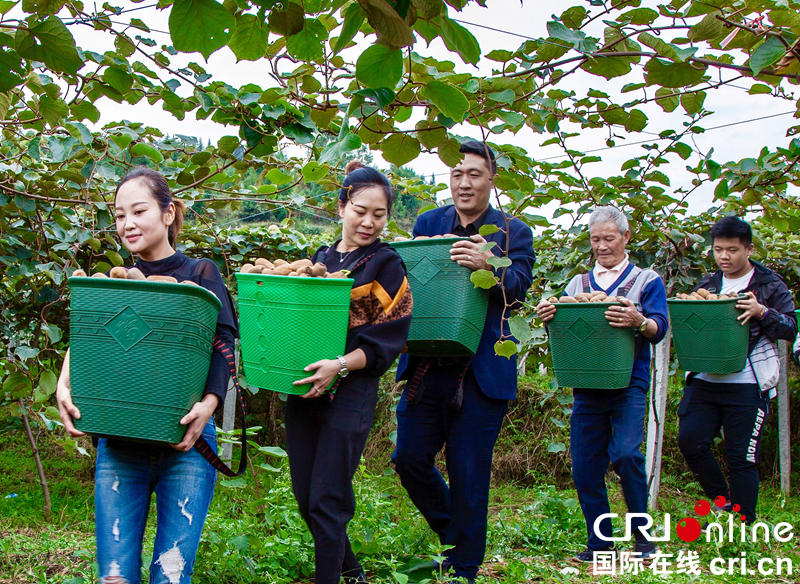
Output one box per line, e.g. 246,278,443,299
536,206,668,563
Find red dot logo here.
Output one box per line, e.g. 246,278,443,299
715,495,727,507
694,500,711,516
732,504,741,512
676,517,702,542
741,515,747,522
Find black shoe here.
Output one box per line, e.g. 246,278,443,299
572,547,615,563
634,541,658,561
342,569,368,583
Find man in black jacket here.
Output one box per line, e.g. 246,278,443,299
678,216,797,524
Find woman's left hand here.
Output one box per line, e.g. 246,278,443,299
736,291,766,325
171,394,219,452
295,359,341,398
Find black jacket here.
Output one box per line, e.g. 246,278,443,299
693,260,797,355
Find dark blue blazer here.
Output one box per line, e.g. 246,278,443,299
396,205,535,400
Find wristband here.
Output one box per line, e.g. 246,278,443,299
758,306,768,320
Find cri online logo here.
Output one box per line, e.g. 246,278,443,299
595,496,746,543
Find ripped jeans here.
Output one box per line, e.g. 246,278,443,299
94,420,217,584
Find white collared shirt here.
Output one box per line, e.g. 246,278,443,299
593,254,630,289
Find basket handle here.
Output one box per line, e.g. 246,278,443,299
194,337,248,477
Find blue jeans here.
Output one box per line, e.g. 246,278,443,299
95,420,217,584
392,365,508,579
570,386,648,550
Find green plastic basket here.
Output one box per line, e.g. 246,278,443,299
390,237,489,357
668,296,748,374
69,277,222,443
236,273,353,395
548,302,635,389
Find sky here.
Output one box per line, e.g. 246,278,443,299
35,0,799,215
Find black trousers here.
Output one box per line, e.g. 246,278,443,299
285,375,379,584
677,380,768,523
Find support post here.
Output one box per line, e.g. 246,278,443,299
778,340,790,494
645,333,671,510
220,343,239,464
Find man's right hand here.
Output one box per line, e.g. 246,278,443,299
536,300,557,324
56,382,85,437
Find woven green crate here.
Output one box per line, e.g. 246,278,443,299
236,273,353,395
548,302,635,389
668,296,748,374
69,277,222,443
390,237,489,357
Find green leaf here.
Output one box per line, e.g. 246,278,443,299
66,121,93,145
748,83,772,95
258,445,288,457
15,346,39,360
114,34,136,57
439,16,481,65
39,95,68,128
637,32,678,61
285,18,327,62
494,339,516,358
547,441,566,453
15,16,84,74
624,109,647,132
488,89,515,104
131,142,164,163
749,36,785,76
43,323,62,343
219,477,247,488
3,371,32,398
302,161,328,182
33,371,57,402
169,0,235,60
229,14,268,61
106,250,124,266
415,120,445,150
333,2,366,54
23,0,66,14
654,87,678,112
319,132,362,164
470,268,498,289
478,224,499,236
486,256,511,269
358,0,415,49
581,56,631,79
103,68,134,95
437,136,463,167
0,49,25,92
419,80,469,122
644,58,706,88
508,315,532,343
680,90,706,115
356,44,403,89
266,168,292,185
268,3,305,37
70,100,100,123
380,133,421,167
618,7,658,25
687,13,724,42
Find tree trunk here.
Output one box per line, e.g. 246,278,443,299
19,398,51,522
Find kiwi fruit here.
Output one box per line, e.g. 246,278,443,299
548,296,560,304
181,280,200,286
696,288,710,299
327,271,347,278
72,269,87,277
290,259,313,270
311,263,327,277
271,265,293,276
273,259,288,267
414,236,430,240
146,275,178,283
560,296,578,303
249,265,265,274
575,293,592,303
255,258,273,268
126,267,145,280
91,272,108,278
241,263,255,274
707,293,719,300
590,295,607,302
109,267,128,279
394,236,410,242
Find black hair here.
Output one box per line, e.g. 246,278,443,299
459,140,497,174
338,160,394,214
115,166,185,246
710,216,752,247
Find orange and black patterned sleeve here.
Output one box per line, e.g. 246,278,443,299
348,250,413,376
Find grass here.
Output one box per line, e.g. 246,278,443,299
2,409,799,583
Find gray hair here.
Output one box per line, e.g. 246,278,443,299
588,206,629,235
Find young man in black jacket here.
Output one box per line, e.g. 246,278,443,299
678,216,797,524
